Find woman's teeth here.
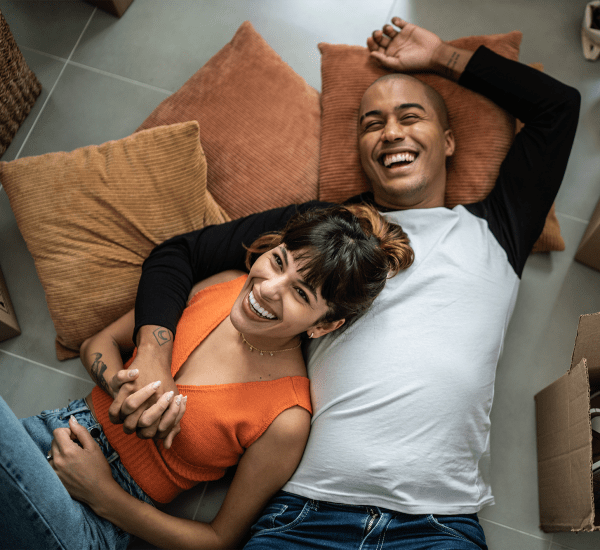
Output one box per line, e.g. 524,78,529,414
249,290,276,319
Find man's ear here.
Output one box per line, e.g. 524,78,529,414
444,129,455,157
309,319,345,339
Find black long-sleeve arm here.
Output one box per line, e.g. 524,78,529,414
460,46,581,277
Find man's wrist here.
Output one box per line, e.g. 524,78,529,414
431,43,473,81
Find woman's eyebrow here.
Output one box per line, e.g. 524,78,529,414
281,246,318,301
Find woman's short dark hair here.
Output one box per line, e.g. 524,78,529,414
245,204,414,331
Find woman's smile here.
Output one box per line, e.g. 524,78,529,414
248,289,277,320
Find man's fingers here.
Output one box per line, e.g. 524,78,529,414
121,381,162,417
382,24,398,39
137,391,174,429
123,406,147,434
391,16,408,29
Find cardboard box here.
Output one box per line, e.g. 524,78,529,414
575,195,600,272
0,264,20,342
535,312,600,532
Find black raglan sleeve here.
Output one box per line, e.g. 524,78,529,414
460,46,581,277
133,201,333,343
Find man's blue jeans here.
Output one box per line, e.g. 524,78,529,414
245,491,488,549
0,396,152,550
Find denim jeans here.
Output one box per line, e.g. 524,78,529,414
245,491,488,549
0,396,153,550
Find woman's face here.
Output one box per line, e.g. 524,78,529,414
230,245,342,344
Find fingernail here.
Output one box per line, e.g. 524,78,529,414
165,391,174,402
70,415,78,424
151,381,161,389
183,396,188,404
175,394,182,406
128,369,139,377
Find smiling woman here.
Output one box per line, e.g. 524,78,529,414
0,204,414,550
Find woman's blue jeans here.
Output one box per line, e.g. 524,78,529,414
0,395,152,550
245,491,488,549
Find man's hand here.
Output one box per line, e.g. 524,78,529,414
367,17,443,72
367,17,472,81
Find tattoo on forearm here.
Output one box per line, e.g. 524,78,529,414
153,328,172,346
90,352,112,396
445,51,460,78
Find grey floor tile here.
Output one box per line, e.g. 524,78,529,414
0,0,94,59
0,191,90,378
0,350,93,418
16,62,170,157
193,470,233,522
0,49,65,162
70,0,395,93
551,530,600,550
480,519,551,550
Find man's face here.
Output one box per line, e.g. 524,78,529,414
358,77,455,210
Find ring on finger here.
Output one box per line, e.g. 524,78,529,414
46,453,53,461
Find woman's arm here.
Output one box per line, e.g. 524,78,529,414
80,310,136,398
53,406,311,550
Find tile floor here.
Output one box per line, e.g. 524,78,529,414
0,0,599,548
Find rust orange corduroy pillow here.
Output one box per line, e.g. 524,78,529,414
318,32,564,252
137,21,321,220
0,121,229,359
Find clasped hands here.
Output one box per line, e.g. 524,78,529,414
108,367,187,449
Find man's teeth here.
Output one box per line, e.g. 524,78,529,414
249,291,276,319
382,152,416,167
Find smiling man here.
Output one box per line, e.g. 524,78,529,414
91,17,579,550
358,73,455,210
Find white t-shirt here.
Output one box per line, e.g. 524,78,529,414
283,206,519,514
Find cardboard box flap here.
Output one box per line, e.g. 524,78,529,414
535,358,596,532
571,313,600,386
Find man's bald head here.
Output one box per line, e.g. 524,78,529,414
361,73,450,130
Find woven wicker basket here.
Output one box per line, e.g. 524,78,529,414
0,9,42,158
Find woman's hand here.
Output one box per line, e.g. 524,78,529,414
50,416,117,510
367,17,443,72
110,369,187,449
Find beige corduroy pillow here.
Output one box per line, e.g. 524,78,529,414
0,121,229,359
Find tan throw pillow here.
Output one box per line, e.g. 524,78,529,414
0,121,229,359
318,32,563,252
137,21,321,220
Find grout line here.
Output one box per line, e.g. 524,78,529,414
19,46,173,96
555,211,589,225
65,59,173,95
0,349,94,384
478,516,550,542
13,8,98,160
